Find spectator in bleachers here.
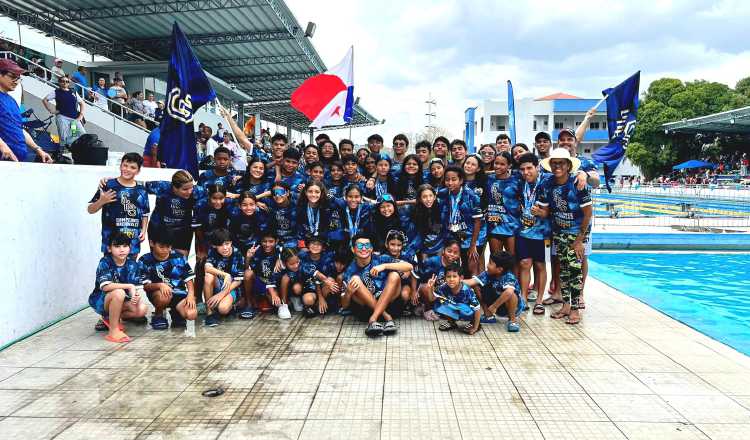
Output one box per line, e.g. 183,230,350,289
154,101,164,124
0,59,53,163
91,77,109,110
127,91,148,128
143,93,157,119
30,57,49,81
51,58,65,79
108,77,127,117
71,66,89,96
216,122,227,139
202,125,220,157
42,74,86,148
222,132,247,171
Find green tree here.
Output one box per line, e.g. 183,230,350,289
735,76,750,98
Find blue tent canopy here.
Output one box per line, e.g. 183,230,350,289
672,160,716,170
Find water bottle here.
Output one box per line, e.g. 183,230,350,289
184,318,196,338
70,120,78,137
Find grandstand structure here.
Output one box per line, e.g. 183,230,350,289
0,0,381,134
663,106,750,135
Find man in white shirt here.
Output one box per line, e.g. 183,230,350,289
51,58,65,80
142,93,158,118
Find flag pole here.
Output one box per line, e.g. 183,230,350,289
595,94,608,109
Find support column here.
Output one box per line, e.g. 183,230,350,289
286,117,292,142
254,113,261,142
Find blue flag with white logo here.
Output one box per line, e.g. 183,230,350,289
507,80,517,144
158,22,216,177
593,71,640,192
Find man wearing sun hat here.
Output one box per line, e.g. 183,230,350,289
540,148,592,325
0,59,53,163
51,58,65,80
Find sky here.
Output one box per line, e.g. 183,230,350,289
3,0,750,146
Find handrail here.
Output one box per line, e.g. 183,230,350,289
0,51,155,131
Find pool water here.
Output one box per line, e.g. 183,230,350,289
594,193,750,218
589,253,750,355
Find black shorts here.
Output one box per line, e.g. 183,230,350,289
350,296,404,322
149,223,193,252
146,289,187,309
516,236,546,263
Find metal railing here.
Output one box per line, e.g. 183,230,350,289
601,182,750,203
1,51,156,131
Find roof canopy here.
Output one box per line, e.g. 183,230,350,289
672,160,716,170
663,106,750,135
0,0,380,132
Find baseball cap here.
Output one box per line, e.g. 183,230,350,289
0,59,25,75
54,58,63,64
557,128,576,140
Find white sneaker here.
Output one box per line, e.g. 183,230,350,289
290,296,304,312
277,303,292,320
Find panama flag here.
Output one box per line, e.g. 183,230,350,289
291,46,354,128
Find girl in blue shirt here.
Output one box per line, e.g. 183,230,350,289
195,184,233,260
365,155,397,200
427,158,445,190
233,157,272,200
441,165,484,276
395,154,422,254
463,154,489,272
325,161,346,200
485,151,522,259
296,181,331,247
413,184,447,259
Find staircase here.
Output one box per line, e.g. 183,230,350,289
4,52,151,155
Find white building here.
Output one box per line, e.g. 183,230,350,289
464,92,641,176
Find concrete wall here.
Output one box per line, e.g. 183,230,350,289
0,162,175,348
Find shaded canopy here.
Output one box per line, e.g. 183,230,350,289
672,160,716,170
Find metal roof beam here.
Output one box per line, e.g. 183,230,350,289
45,1,265,22
263,0,324,73
92,30,294,55
224,71,314,84
204,54,307,68
0,4,104,51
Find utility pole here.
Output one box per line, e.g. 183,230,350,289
425,93,437,131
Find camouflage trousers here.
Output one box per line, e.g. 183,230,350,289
554,232,583,309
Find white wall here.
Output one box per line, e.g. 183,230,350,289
0,162,175,348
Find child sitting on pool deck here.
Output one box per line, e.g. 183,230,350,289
427,263,482,335
203,229,244,327
463,251,524,332
88,231,148,343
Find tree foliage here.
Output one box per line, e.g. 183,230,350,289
628,77,750,179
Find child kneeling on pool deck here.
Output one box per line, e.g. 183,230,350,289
203,229,244,327
88,231,149,343
463,251,524,332
140,229,197,330
245,229,284,317
426,263,482,335
278,248,340,318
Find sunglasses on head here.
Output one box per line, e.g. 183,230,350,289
354,242,373,251
272,188,288,196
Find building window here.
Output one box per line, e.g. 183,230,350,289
575,121,582,126
590,122,600,129
498,124,506,130
544,120,548,126
533,120,537,130
480,117,484,132
490,115,503,131
584,148,591,153
554,122,563,129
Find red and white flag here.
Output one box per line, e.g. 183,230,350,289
291,47,354,128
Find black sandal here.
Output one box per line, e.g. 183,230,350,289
533,304,546,315
439,321,457,331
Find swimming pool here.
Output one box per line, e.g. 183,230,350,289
589,252,750,356
593,193,750,218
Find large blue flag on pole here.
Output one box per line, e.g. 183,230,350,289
158,22,216,177
593,71,640,192
507,80,517,144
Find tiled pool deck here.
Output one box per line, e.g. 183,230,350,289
1,277,749,439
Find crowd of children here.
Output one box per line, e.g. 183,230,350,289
86,108,598,341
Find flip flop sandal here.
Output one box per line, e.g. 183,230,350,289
438,321,458,331
104,334,131,343
102,318,125,331
578,301,586,310
566,315,581,325
550,311,570,320
460,323,480,335
365,321,384,337
382,320,398,335
533,304,546,315
542,297,564,306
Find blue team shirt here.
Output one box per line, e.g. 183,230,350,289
485,175,522,237
546,176,593,235
278,170,307,194
324,180,345,200
337,199,373,243
438,187,484,249
343,254,398,295
435,283,480,310
90,179,150,255
228,208,270,251
249,247,281,287
206,247,245,281
139,251,195,293
267,199,297,247
276,261,318,291
146,181,207,229
326,199,347,243
194,200,232,236
233,179,271,199
0,92,28,161
578,156,597,173
473,270,520,297
416,255,451,289
518,174,552,240
298,250,336,277
197,169,237,190
88,255,143,312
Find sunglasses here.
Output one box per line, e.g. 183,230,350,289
59,79,70,83
3,72,20,80
354,242,373,251
272,188,288,196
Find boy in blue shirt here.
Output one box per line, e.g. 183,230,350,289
464,252,524,332
516,153,553,314
343,233,413,337
426,263,481,334
267,181,298,249
541,148,593,325
88,153,150,256
140,229,197,330
203,229,244,326
245,229,282,316
197,146,237,190
415,239,462,321
440,165,484,276
88,232,148,343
